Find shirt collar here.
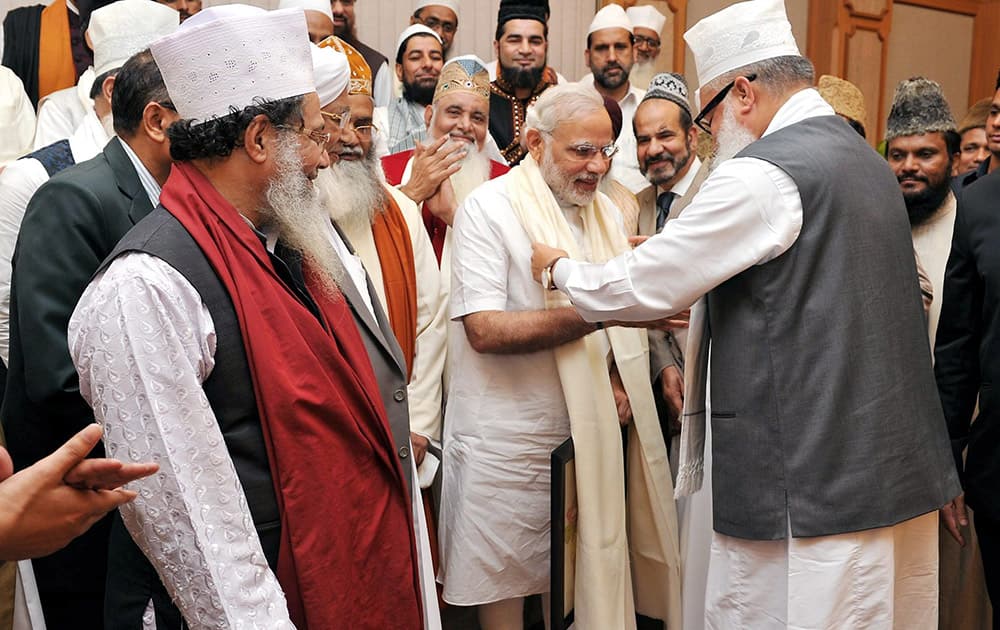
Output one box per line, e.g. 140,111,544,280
117,137,162,207
668,156,702,198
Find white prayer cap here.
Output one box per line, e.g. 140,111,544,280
684,0,800,89
180,3,265,29
311,44,349,107
278,0,333,21
88,0,180,76
587,4,632,36
414,0,459,17
395,23,442,58
150,8,315,123
626,5,666,34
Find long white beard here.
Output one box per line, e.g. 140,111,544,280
449,147,491,205
711,103,757,169
317,146,388,231
259,133,345,297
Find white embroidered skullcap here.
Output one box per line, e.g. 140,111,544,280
88,0,180,75
311,44,349,107
684,0,800,89
150,8,315,123
414,0,459,16
278,0,333,21
587,4,632,36
180,3,265,29
395,23,442,58
626,5,666,34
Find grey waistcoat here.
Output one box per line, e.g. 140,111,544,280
707,115,960,540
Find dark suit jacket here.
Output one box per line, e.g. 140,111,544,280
935,169,1000,521
0,137,155,609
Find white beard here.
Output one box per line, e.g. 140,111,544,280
711,103,758,169
540,144,600,207
258,133,345,297
317,146,389,232
448,146,491,205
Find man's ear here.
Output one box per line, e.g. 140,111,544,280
141,102,177,143
396,62,404,82
424,104,433,128
730,75,757,115
243,114,272,165
101,74,116,103
525,128,545,162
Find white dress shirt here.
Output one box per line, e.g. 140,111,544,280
607,83,648,194
553,88,836,321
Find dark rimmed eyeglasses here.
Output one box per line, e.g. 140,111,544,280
693,73,757,135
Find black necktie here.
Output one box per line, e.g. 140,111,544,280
656,191,676,231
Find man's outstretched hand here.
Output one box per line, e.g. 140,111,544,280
0,424,158,561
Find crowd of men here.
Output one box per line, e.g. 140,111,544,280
0,0,998,629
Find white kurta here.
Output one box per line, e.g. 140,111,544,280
32,68,93,149
911,192,957,350
337,185,448,446
0,109,109,361
70,243,440,628
551,88,940,628
438,174,572,605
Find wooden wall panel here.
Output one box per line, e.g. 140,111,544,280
886,4,973,125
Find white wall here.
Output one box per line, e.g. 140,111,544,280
355,0,597,83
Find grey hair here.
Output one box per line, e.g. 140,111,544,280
703,55,815,97
524,82,606,135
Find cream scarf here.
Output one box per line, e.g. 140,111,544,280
507,154,681,630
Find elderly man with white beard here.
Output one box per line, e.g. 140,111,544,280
314,35,447,493
531,1,961,628
382,56,510,276
440,81,680,630
67,9,437,628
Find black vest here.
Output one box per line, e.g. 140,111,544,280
706,115,960,539
102,208,280,628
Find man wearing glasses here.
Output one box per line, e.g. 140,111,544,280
69,10,435,628
532,1,959,628
625,5,666,90
440,81,680,629
410,0,458,56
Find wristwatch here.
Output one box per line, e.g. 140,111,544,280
541,257,563,291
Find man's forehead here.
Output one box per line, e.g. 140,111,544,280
405,34,443,56
888,132,948,151
436,91,487,114
501,19,544,39
636,98,683,126
589,27,631,47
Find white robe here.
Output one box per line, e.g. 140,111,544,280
439,175,574,605
32,67,94,149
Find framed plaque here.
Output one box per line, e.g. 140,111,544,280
551,437,577,630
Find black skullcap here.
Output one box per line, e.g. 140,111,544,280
497,0,547,28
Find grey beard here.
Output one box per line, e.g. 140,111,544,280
318,147,389,229
711,103,757,169
259,132,345,298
